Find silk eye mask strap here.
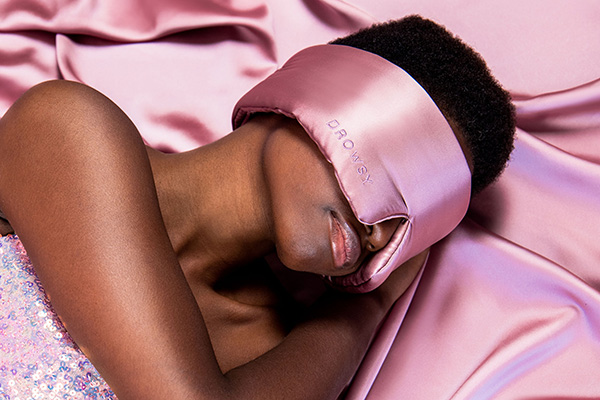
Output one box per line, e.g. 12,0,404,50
233,44,471,292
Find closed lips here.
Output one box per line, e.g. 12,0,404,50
330,212,361,272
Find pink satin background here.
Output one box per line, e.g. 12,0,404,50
1,0,599,398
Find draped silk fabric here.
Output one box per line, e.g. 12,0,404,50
1,0,599,398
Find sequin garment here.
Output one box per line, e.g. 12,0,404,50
0,234,117,399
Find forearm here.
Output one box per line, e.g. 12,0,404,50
223,249,426,400
225,290,388,400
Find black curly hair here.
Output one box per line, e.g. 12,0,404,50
330,15,515,195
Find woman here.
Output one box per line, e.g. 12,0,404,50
0,16,514,399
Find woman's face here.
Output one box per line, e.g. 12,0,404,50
262,118,399,277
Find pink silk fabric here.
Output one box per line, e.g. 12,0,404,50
1,0,599,398
233,44,471,292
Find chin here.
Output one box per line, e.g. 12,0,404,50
276,247,330,276
273,223,337,275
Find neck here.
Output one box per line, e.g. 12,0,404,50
148,116,281,283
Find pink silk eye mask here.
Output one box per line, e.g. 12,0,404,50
232,44,471,292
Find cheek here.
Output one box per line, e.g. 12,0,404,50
261,128,347,274
264,166,331,273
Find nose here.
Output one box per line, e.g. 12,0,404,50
365,218,404,252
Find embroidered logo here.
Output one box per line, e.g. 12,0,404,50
326,120,373,184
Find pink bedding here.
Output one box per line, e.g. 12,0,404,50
1,0,599,398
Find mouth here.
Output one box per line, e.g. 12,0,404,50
329,212,361,272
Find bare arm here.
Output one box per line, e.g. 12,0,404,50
0,81,423,399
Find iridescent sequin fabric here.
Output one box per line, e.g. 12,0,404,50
0,234,117,399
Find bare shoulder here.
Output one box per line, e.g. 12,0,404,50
0,80,224,398
0,80,167,281
0,80,150,231
0,80,142,156
2,80,118,123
